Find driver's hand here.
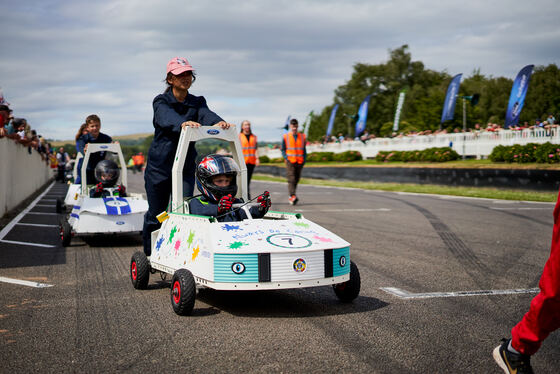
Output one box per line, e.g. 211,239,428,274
181,121,201,128
218,194,233,214
257,191,271,213
214,121,232,130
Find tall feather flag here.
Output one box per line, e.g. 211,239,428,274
326,104,339,138
354,95,371,137
282,115,291,133
505,65,534,128
440,74,462,123
302,110,314,137
392,89,407,132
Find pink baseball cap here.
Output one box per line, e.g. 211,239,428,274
167,57,194,75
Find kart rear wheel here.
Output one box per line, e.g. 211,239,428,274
60,219,71,247
171,269,196,316
333,261,361,302
56,198,64,214
130,252,150,289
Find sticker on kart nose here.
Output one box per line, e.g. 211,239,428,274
266,233,312,248
103,197,131,215
293,258,306,273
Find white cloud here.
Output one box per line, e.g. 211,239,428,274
1,0,558,141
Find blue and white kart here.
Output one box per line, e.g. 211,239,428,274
59,143,148,246
129,127,361,316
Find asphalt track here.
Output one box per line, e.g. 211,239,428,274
0,173,558,373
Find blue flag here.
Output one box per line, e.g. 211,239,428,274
354,95,371,137
283,115,291,133
505,65,534,128
441,74,462,123
326,104,339,137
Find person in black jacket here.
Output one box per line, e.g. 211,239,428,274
189,154,270,222
143,57,232,256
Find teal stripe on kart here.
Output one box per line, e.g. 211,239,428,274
214,254,259,282
333,247,350,277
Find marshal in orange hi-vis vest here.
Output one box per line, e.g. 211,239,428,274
283,132,306,164
239,133,258,164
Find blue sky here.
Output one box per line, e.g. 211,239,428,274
1,0,559,141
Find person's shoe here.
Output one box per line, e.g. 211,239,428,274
493,338,534,374
293,195,299,205
288,195,296,205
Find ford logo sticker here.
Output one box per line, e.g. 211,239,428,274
207,129,220,135
100,145,109,149
116,221,125,225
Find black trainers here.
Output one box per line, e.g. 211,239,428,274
493,338,534,374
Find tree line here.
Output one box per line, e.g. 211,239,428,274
307,45,560,141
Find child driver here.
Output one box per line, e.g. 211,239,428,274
189,154,270,222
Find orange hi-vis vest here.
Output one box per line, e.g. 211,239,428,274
240,133,258,164
283,132,305,164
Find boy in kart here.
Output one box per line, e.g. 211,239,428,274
189,154,270,222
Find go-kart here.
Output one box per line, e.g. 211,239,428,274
59,144,148,246
130,127,361,315
57,152,83,213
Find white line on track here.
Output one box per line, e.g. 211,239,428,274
489,207,551,210
26,212,58,216
295,208,391,212
380,287,539,299
41,199,57,202
0,276,54,288
0,239,55,248
16,223,58,228
0,181,56,241
34,204,54,207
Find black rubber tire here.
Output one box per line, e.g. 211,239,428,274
60,219,72,247
56,198,64,214
130,252,150,290
171,269,196,316
333,261,361,302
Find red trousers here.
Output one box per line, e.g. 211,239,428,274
511,190,560,355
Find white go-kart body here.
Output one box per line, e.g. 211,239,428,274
60,143,148,246
130,127,360,315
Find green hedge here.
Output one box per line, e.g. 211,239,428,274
261,151,363,163
489,142,560,163
376,147,460,162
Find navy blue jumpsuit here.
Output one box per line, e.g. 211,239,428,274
143,90,223,255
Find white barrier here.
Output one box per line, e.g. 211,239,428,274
0,138,53,217
261,128,560,159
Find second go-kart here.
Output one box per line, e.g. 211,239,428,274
130,126,361,315
59,143,148,246
57,152,83,213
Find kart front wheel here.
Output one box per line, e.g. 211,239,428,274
130,252,150,289
171,269,196,316
60,219,72,247
333,261,361,302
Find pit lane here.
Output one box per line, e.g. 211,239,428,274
0,173,558,373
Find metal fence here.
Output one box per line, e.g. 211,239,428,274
261,128,560,159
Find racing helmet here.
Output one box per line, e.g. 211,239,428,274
94,159,120,187
195,154,239,202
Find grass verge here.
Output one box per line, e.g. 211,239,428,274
253,174,557,202
263,159,560,169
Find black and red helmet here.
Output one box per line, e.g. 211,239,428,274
195,154,239,202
